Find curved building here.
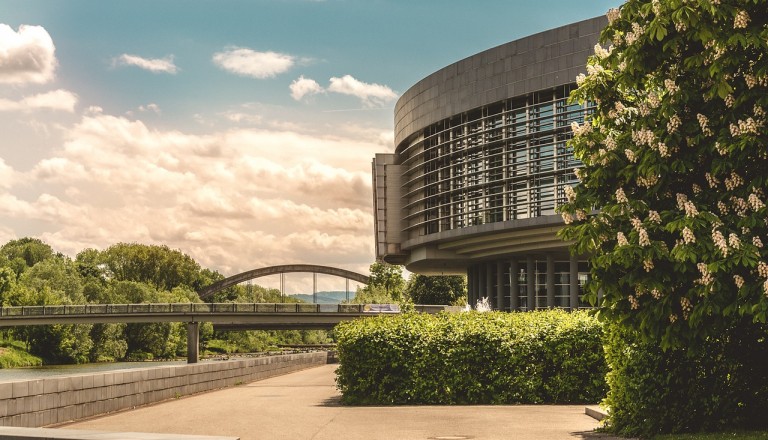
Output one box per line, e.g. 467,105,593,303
373,16,606,311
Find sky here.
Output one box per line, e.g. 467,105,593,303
0,0,620,294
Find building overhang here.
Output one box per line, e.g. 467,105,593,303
400,215,575,274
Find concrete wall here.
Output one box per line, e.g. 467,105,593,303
0,352,328,428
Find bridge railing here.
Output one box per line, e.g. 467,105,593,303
0,303,460,317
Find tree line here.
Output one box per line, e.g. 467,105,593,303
0,238,329,365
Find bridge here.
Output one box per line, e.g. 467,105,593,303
0,303,458,363
197,264,370,302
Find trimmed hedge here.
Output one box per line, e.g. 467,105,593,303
334,310,606,404
603,320,768,438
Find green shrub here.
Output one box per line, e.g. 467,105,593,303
0,339,43,368
334,309,606,405
603,321,768,438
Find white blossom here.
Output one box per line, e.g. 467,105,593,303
683,227,696,244
616,188,629,203
606,8,620,24
728,233,741,250
734,10,750,29
748,193,765,211
617,231,629,246
639,228,651,247
712,229,728,257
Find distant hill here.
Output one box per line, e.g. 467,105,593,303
289,291,356,304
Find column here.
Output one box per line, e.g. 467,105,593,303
526,255,535,310
510,260,519,311
485,263,493,304
467,266,475,307
570,255,579,312
187,322,200,364
496,261,505,311
546,253,555,308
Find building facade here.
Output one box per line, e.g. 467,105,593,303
373,16,606,311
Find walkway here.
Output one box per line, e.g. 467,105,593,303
61,364,620,440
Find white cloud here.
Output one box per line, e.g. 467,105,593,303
138,103,161,114
328,74,398,106
290,75,323,100
0,24,57,84
10,112,382,276
0,89,78,112
212,48,294,79
113,54,178,74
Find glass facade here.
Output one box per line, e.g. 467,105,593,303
398,85,594,238
468,260,591,312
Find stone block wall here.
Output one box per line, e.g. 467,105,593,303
0,352,327,428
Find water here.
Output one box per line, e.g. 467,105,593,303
0,360,187,382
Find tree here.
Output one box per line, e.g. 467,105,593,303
366,261,406,301
98,243,207,291
406,274,466,305
559,2,768,435
0,238,55,268
560,0,768,348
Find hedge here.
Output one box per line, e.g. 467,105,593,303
334,309,607,405
603,320,768,438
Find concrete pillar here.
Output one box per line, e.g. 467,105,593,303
570,255,579,312
526,255,535,310
478,264,486,303
467,267,475,307
546,253,555,308
485,263,493,303
510,260,519,311
187,322,200,364
496,261,505,311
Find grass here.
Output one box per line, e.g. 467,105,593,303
0,339,43,368
654,431,768,439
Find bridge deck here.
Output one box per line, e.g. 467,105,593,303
0,303,459,327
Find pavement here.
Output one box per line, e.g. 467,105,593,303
61,364,622,440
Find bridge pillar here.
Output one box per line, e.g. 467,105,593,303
187,322,200,364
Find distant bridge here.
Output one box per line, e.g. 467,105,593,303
0,303,458,364
196,264,370,301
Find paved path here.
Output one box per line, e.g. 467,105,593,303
63,364,617,440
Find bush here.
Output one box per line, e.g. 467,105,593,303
334,309,606,405
603,321,768,438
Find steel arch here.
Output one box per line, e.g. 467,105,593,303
197,264,369,300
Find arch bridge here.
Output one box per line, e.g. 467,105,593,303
197,264,370,302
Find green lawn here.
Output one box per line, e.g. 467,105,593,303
0,339,43,368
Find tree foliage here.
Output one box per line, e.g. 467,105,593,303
0,237,329,365
353,261,406,304
560,0,768,348
406,274,466,305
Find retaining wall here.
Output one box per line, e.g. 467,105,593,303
0,352,328,428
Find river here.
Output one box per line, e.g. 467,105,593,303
0,360,187,382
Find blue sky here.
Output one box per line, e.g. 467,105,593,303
0,0,619,292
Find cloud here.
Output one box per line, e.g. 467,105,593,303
0,89,78,112
290,75,323,101
138,103,161,114
212,48,295,79
113,54,178,74
0,24,57,84
328,75,398,106
11,112,382,277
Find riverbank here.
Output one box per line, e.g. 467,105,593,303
0,340,43,369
